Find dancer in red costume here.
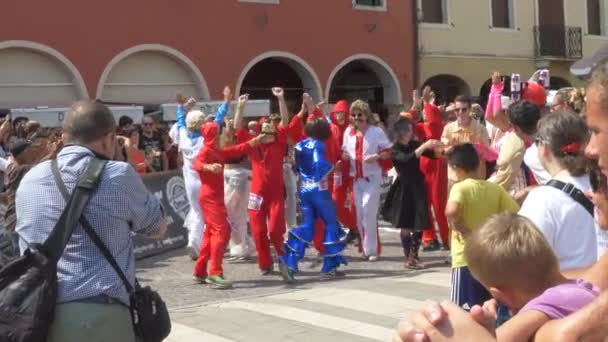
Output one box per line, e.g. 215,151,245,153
236,87,298,274
408,88,450,250
192,87,272,289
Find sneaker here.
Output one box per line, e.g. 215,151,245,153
260,264,274,276
205,275,233,289
440,244,450,251
187,245,199,261
422,240,440,252
192,274,207,283
278,259,296,284
344,230,359,245
368,255,378,262
320,269,346,280
405,257,425,270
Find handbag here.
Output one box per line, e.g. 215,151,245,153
545,179,594,217
0,158,106,342
51,159,171,342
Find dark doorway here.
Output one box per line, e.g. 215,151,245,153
422,74,470,105
550,76,571,90
328,61,384,105
536,0,566,57
478,76,512,110
240,58,307,114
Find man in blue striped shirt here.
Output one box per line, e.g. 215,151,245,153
16,100,166,342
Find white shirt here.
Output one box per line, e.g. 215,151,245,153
524,144,551,184
342,126,392,178
519,174,598,270
169,124,203,173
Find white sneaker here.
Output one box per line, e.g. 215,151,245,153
368,256,378,262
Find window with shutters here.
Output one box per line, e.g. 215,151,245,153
491,0,514,29
420,0,446,24
587,0,606,36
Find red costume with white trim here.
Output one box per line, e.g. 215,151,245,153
342,125,391,257
192,122,254,277
415,104,449,246
237,121,298,271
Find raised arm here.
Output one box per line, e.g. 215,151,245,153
233,94,249,130
485,71,504,123
215,86,232,124
272,87,289,127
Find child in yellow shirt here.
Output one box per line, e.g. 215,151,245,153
445,143,519,310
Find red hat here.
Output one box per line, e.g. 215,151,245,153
522,82,547,107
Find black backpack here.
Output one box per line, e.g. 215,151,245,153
0,158,106,342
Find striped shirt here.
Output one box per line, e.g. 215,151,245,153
16,146,163,305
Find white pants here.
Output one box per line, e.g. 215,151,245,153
183,168,204,252
353,175,382,256
224,168,252,257
283,164,298,228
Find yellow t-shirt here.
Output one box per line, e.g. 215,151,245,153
449,178,520,268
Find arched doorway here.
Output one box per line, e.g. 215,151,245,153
478,76,512,110
422,74,470,105
236,52,322,114
0,41,88,108
97,44,209,104
327,55,402,107
550,76,571,90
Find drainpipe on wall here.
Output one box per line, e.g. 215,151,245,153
412,0,420,90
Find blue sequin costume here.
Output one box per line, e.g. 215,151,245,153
279,138,347,274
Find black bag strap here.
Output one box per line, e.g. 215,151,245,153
51,158,135,294
545,179,594,217
42,158,106,262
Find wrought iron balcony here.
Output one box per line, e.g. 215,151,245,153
534,25,583,60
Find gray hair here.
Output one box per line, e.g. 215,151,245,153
589,61,608,111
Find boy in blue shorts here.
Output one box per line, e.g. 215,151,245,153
445,143,519,310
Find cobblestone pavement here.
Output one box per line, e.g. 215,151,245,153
137,228,451,341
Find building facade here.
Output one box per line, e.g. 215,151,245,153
417,0,607,105
0,0,416,117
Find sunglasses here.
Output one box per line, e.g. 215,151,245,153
590,166,608,194
454,108,469,113
351,113,364,118
143,123,154,127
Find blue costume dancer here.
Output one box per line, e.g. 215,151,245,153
279,121,347,283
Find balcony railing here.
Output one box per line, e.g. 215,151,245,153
534,25,583,60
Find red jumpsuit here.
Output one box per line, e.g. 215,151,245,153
192,122,254,277
237,122,297,271
414,104,449,246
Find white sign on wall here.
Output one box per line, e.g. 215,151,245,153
162,100,272,121
10,106,144,128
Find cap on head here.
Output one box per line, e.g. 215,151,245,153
522,82,547,107
571,44,608,77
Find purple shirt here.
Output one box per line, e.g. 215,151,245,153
520,279,599,319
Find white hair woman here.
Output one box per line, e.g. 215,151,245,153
342,99,392,261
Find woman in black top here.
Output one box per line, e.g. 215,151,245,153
381,118,443,269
